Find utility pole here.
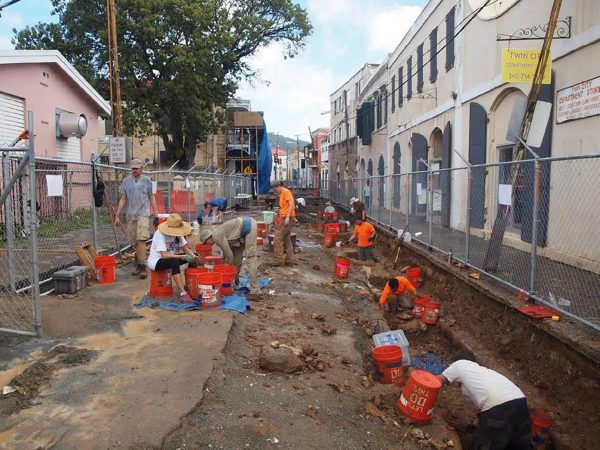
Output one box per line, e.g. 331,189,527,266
106,0,123,136
295,134,301,187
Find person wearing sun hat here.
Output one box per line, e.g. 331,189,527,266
350,197,366,221
148,213,198,302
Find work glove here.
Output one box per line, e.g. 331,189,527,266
183,255,194,264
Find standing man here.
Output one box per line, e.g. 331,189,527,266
114,158,158,279
437,350,532,450
348,217,377,262
350,197,366,221
378,276,418,312
271,180,295,266
363,179,372,213
198,216,259,294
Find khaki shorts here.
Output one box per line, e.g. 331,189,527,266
127,216,149,244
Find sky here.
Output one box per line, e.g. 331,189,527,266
0,0,426,139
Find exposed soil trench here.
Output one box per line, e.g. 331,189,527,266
162,200,599,449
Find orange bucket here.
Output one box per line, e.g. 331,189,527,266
195,243,213,259
421,300,441,325
531,409,552,446
406,267,421,288
338,221,348,232
150,269,173,298
257,221,267,238
214,264,237,296
257,236,264,246
95,256,116,284
197,271,222,308
334,256,351,279
324,231,337,248
413,295,431,318
185,267,209,300
324,212,338,220
397,370,442,423
372,345,404,385
324,223,339,234
203,255,223,270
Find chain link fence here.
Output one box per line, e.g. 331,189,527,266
325,153,600,332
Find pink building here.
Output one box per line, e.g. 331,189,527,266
0,50,109,161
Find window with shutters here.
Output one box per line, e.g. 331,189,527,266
430,27,438,83
407,57,413,100
376,92,382,129
417,43,424,93
383,88,388,125
391,76,396,112
398,67,404,106
446,7,455,71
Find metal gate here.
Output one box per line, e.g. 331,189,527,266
0,111,41,336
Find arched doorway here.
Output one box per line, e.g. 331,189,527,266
411,133,428,220
377,154,385,208
392,142,401,208
360,159,366,178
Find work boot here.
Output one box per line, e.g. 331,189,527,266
139,265,148,279
131,264,143,276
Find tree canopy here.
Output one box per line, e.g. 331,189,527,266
13,0,311,167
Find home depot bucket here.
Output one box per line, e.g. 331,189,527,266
412,296,431,318
185,267,209,299
157,213,169,225
397,369,442,423
95,256,116,284
406,267,422,288
150,269,173,299
324,231,337,248
198,271,222,308
257,236,264,246
421,300,441,325
334,256,351,279
203,255,223,270
214,264,237,296
195,243,213,260
323,211,338,220
257,221,268,237
531,409,553,446
324,223,339,234
263,211,276,224
372,345,404,385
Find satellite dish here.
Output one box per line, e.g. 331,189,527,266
467,0,521,20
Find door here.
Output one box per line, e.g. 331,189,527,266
411,133,428,221
468,103,487,229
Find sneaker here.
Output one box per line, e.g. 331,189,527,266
131,264,143,276
180,291,193,303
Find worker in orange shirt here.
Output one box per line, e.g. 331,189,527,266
379,276,419,312
348,217,378,262
271,180,296,266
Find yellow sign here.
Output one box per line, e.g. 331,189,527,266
243,165,253,175
501,49,551,84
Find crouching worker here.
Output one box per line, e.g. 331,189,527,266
348,218,378,262
436,350,532,450
378,275,418,312
198,216,258,294
148,213,198,303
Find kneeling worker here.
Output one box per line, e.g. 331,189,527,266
198,216,258,294
379,275,418,312
348,217,378,262
436,350,532,450
148,213,199,302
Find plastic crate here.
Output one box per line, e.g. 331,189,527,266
53,266,89,294
373,330,411,366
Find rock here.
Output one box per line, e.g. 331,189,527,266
311,313,326,321
398,312,414,320
321,324,337,335
428,438,448,450
365,402,386,418
312,264,320,271
259,347,304,374
410,428,425,440
341,356,352,365
419,322,429,332
328,382,345,393
270,341,280,349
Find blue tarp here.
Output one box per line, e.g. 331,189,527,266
257,118,272,195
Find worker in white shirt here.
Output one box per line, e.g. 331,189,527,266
436,350,532,450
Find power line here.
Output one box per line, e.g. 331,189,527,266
333,0,496,128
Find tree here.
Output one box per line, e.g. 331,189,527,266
13,0,311,168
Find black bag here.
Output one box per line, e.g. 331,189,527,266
93,175,105,207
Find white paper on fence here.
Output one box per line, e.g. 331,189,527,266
499,184,512,206
185,177,191,189
46,175,63,197
416,183,422,196
152,181,158,194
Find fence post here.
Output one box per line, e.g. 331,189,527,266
91,156,99,251
465,166,471,263
529,159,541,293
2,154,17,291
406,173,411,230
28,112,41,335
389,175,393,229
428,166,433,246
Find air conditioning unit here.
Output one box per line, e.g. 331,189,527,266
143,157,154,165
56,112,88,138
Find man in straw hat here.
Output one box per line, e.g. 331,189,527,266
198,216,259,294
148,213,198,302
271,180,295,266
115,158,158,279
350,197,366,221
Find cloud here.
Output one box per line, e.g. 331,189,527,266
0,9,24,49
237,43,339,138
367,5,422,53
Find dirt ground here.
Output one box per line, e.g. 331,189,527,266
0,200,598,449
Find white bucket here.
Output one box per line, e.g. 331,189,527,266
263,211,276,224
